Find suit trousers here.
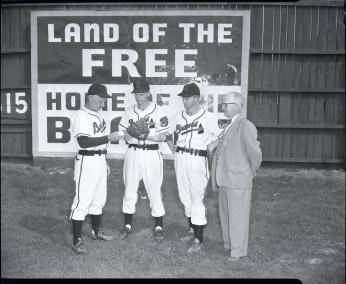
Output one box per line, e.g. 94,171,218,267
219,186,252,257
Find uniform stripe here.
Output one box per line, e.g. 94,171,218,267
144,103,157,119
70,155,84,219
133,106,140,120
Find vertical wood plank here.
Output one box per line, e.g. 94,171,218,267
322,129,333,160
317,6,328,50
279,92,293,124
272,54,280,90
334,56,345,88
247,92,257,123
294,6,304,50
272,6,281,50
327,5,337,51
309,55,318,88
286,6,296,50
279,5,289,50
301,7,313,51
250,5,263,50
324,93,336,124
326,55,336,89
313,130,324,160
292,55,300,88
316,56,327,89
262,54,274,88
310,7,319,50
263,6,274,50
248,54,263,89
336,7,345,50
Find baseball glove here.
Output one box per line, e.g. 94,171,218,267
126,118,150,140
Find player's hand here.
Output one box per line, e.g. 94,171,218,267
108,131,125,142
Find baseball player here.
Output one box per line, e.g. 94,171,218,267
169,82,222,253
70,83,122,254
118,77,168,242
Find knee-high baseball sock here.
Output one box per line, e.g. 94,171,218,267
124,213,133,227
91,214,101,235
155,216,163,228
72,220,83,245
194,225,204,243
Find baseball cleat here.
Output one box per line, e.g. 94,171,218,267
187,238,203,254
119,225,132,239
229,256,241,262
72,238,87,254
153,227,164,241
179,227,194,243
91,229,113,241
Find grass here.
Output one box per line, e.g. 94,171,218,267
1,161,345,281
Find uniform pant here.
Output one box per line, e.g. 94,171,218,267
219,186,252,257
123,147,165,217
174,152,209,226
70,154,107,221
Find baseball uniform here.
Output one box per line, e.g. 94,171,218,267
70,106,108,220
119,101,167,218
173,108,222,226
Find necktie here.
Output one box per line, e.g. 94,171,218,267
215,118,232,162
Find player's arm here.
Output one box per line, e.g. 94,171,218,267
146,132,166,142
77,133,120,148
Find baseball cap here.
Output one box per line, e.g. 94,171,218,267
132,78,150,93
177,83,200,97
220,91,244,108
87,84,111,98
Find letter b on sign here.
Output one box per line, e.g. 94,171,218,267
47,117,71,143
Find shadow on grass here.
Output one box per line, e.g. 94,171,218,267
19,215,71,248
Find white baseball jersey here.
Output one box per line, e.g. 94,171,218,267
119,102,167,217
71,106,108,151
70,106,108,221
173,108,222,226
173,108,221,149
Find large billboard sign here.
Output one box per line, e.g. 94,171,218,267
31,10,250,158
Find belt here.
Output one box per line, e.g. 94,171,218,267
176,146,208,157
128,144,159,150
78,150,107,156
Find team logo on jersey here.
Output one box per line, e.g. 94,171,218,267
93,119,106,134
176,121,204,135
218,119,231,129
148,117,155,129
160,116,168,127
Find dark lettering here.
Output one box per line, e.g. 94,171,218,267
47,92,61,110
47,117,70,143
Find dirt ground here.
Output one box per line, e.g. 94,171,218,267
1,161,345,281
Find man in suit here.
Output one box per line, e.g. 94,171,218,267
209,91,262,261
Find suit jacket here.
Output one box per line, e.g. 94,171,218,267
211,116,262,190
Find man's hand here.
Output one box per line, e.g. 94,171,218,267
108,131,124,142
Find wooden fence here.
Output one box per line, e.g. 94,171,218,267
1,1,345,165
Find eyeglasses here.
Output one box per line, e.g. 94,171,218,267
221,103,237,108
